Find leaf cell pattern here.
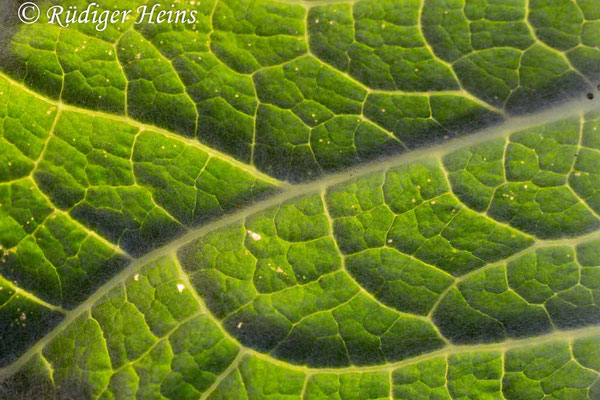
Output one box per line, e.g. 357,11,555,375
0,73,280,365
1,0,600,398
2,0,598,181
3,110,600,399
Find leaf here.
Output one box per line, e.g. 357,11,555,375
3,0,598,181
0,71,280,362
0,0,599,398
2,109,600,398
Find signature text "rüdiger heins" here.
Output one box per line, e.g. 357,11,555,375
47,3,198,32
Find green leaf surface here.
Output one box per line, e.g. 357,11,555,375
1,0,600,398
3,107,600,398
2,0,598,182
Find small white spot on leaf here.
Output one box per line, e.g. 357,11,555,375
247,230,262,240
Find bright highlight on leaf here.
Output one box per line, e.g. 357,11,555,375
0,0,599,398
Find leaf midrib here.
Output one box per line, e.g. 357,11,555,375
1,94,599,379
